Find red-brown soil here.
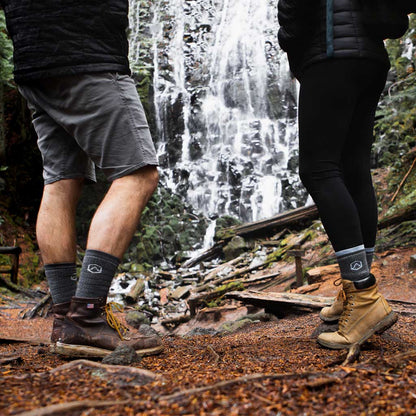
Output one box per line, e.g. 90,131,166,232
0,245,415,415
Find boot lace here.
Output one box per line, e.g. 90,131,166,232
334,278,346,303
105,302,129,340
338,294,355,332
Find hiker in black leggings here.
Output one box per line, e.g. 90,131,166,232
299,58,386,255
278,0,400,349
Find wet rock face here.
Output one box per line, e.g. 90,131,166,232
129,0,307,223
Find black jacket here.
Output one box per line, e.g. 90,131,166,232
1,0,131,83
278,0,390,79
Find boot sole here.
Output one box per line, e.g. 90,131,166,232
317,311,398,350
50,342,164,358
319,312,341,323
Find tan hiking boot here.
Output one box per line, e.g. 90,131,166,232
51,297,163,358
319,279,344,322
317,278,398,349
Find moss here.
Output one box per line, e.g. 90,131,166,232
214,215,242,241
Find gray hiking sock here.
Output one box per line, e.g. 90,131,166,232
335,244,370,281
365,247,375,270
75,249,120,299
44,262,77,304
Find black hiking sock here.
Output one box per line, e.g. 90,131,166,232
45,262,77,304
75,249,120,299
336,244,370,282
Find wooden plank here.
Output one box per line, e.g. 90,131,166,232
226,289,333,309
226,290,416,314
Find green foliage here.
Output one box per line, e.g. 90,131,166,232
374,15,416,186
0,10,13,86
124,184,208,269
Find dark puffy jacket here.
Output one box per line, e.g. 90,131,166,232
0,0,130,83
278,0,390,79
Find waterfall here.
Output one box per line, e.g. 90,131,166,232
129,0,307,223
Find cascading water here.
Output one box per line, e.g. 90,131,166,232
129,0,307,223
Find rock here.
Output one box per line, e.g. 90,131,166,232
185,327,219,337
137,324,160,338
218,318,253,334
409,255,416,269
223,236,247,261
244,312,279,323
102,345,141,366
125,311,151,328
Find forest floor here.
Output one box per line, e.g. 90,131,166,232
0,244,416,416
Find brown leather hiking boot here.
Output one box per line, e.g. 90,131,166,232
51,297,163,358
319,279,344,322
317,278,398,349
51,302,71,343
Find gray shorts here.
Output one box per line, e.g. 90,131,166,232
19,73,158,184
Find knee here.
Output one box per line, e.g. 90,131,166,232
145,166,159,194
134,165,159,195
299,166,315,194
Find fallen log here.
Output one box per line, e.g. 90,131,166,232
216,205,319,240
188,281,244,316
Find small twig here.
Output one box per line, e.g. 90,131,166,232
207,345,220,364
390,157,416,203
157,370,346,403
342,344,361,366
14,399,131,416
250,392,277,406
19,293,51,319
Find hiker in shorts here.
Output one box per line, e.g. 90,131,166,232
1,0,163,357
277,0,403,349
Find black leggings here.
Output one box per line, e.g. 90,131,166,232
298,58,388,252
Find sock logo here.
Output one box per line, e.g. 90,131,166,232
350,261,363,271
70,273,78,281
87,264,103,274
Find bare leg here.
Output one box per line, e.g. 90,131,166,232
36,178,84,264
86,166,159,260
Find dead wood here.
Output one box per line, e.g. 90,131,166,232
161,314,192,327
42,359,158,382
182,243,225,268
221,205,319,239
226,290,333,310
202,255,246,283
195,261,269,293
292,282,321,294
0,353,22,365
188,281,243,316
342,344,361,366
390,157,416,203
242,271,281,287
378,206,416,229
14,399,131,416
125,278,145,304
207,345,220,364
19,293,51,319
157,370,347,403
0,275,42,299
